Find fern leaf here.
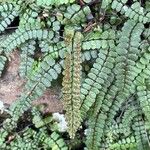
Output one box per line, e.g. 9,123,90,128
122,104,141,134
64,4,91,24
0,26,54,53
36,0,75,6
137,84,150,126
80,47,116,118
0,2,19,32
38,128,68,150
111,1,150,23
105,20,144,129
62,29,83,139
0,59,63,142
19,40,36,78
85,82,119,150
109,136,137,150
132,116,149,150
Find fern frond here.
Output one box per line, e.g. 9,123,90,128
19,40,36,78
0,25,54,53
121,104,141,134
85,112,107,150
19,7,39,27
78,30,116,115
105,20,144,128
82,30,116,51
143,28,150,40
42,131,68,150
80,47,116,118
132,116,150,150
32,108,68,149
9,130,39,149
81,71,115,150
85,81,119,150
109,136,137,150
133,46,150,85
0,2,20,32
0,59,63,143
84,18,145,148
62,29,83,139
114,20,144,90
64,4,91,24
111,1,150,23
137,84,150,125
36,0,75,6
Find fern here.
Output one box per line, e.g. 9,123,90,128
109,136,137,150
105,20,144,127
0,0,150,149
36,0,75,6
80,45,116,118
0,26,54,53
64,4,91,24
137,83,150,126
0,2,20,32
111,1,150,23
19,40,36,78
62,28,83,139
132,116,150,150
0,55,7,76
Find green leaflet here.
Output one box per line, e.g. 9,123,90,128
0,55,7,76
36,0,75,6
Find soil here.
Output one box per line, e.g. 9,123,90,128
0,50,63,113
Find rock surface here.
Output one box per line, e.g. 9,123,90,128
0,51,63,113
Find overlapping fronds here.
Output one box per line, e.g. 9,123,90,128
0,0,149,149
111,0,150,23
